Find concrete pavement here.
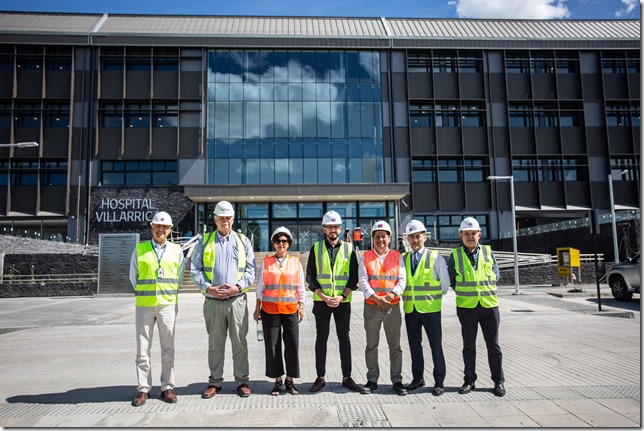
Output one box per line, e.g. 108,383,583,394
0,285,639,427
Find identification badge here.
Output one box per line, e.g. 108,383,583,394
157,268,164,278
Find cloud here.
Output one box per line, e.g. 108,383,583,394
449,0,571,19
614,0,638,17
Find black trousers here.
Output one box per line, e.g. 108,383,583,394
312,300,352,378
456,303,504,385
260,309,300,379
404,309,446,385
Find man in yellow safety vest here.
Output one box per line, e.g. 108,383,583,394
401,220,450,396
129,211,185,407
447,216,505,397
305,210,361,393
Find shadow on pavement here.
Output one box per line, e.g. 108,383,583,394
6,383,211,404
585,297,641,312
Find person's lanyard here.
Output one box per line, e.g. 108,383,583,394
152,240,167,277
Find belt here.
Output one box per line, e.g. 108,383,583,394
205,293,245,301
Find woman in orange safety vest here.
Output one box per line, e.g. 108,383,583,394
253,226,305,396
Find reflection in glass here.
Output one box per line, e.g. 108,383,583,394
206,49,383,185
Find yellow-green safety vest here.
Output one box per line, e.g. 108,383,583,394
402,249,443,313
135,241,182,307
452,245,498,309
313,240,353,302
202,230,248,287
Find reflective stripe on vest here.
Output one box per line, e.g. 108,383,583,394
364,249,401,305
202,230,247,285
452,245,498,309
261,255,301,314
314,240,353,302
135,241,182,307
402,249,442,313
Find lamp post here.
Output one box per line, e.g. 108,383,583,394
608,170,628,263
0,141,39,148
488,175,520,295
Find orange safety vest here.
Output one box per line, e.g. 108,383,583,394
363,249,401,305
261,255,301,315
353,230,363,241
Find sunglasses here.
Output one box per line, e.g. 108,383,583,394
273,239,289,244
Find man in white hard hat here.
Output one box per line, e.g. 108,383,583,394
401,220,450,396
191,200,256,398
305,210,361,393
358,220,407,396
447,216,505,397
129,211,185,407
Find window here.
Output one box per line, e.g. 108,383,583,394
505,52,530,74
152,103,178,128
125,104,150,128
538,158,563,182
435,104,460,127
407,52,432,73
602,51,626,74
10,161,38,186
100,103,123,128
509,104,533,127
13,103,41,128
43,104,70,128
606,104,631,127
432,51,457,73
410,104,434,127
420,214,489,241
610,158,640,182
531,52,555,74
512,159,538,182
41,160,67,186
534,104,558,127
412,159,437,183
413,158,487,183
559,102,583,127
101,160,177,186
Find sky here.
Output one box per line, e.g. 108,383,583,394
0,0,639,20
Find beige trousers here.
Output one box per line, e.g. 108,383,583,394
135,304,177,392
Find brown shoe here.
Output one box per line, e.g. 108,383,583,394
310,376,325,392
132,391,148,407
342,376,360,392
161,388,177,403
201,385,221,399
237,383,252,397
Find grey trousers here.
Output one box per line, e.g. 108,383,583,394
203,294,250,387
363,302,403,384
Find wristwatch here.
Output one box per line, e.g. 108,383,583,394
341,293,347,300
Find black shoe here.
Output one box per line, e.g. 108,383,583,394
432,384,445,396
406,378,425,391
458,382,475,394
393,382,407,396
494,382,506,397
360,381,378,394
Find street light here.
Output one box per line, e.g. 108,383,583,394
487,175,520,295
0,141,39,148
608,170,628,263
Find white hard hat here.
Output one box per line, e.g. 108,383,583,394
271,226,293,242
405,220,426,236
459,217,481,231
322,210,342,226
371,220,392,235
213,200,235,217
150,211,173,227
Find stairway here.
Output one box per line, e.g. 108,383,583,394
179,251,311,294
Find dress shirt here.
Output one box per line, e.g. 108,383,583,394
190,231,256,297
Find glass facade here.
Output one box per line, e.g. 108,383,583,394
206,50,384,185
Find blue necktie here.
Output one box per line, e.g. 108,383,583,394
412,252,421,273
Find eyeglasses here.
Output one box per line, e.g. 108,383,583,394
273,239,289,244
